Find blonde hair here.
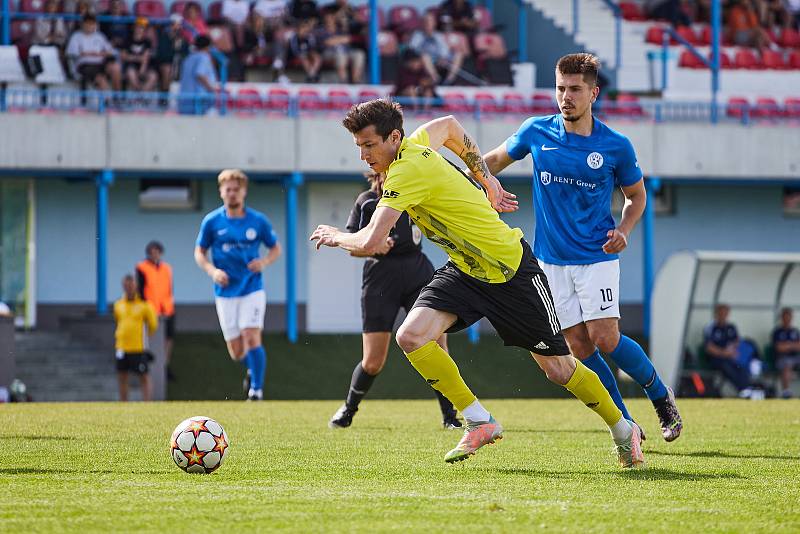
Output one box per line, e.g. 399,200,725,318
217,169,249,188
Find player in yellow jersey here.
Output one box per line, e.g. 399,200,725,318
113,274,158,401
310,99,644,468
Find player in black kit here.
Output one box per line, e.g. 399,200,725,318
329,171,462,429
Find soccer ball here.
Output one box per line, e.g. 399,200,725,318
170,416,229,474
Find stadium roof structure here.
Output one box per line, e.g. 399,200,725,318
650,250,800,389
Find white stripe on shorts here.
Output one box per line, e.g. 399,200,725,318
532,274,561,335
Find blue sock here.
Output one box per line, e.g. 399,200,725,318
607,335,668,401
582,350,632,421
247,346,267,391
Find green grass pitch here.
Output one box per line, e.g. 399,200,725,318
1,399,799,532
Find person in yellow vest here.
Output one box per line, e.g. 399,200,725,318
114,274,158,401
136,240,176,380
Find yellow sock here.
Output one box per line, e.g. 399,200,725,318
404,341,476,411
564,359,623,427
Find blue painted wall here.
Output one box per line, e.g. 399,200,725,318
35,179,800,305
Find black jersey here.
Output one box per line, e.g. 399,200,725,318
346,190,422,257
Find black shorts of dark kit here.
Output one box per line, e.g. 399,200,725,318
164,315,176,340
413,239,569,356
78,59,114,81
361,252,435,333
115,352,151,374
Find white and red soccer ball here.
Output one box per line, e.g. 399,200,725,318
170,416,229,474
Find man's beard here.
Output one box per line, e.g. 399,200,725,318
562,108,584,122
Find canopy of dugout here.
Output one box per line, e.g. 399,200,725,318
650,250,800,389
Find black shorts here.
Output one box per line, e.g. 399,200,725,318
413,239,569,356
361,253,435,333
164,315,175,340
78,59,114,80
115,351,151,374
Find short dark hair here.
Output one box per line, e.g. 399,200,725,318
556,53,600,86
146,240,164,255
342,99,404,140
82,14,97,23
194,35,211,49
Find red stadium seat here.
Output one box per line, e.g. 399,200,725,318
474,92,501,113
719,51,733,69
10,20,34,42
357,89,381,103
697,25,733,47
614,93,645,117
96,0,130,14
134,0,166,18
170,0,189,14
297,88,324,111
442,92,472,113
784,97,800,118
726,97,750,118
645,25,669,45
619,2,646,21
355,4,386,29
752,97,781,118
761,49,787,70
502,92,529,114
675,25,700,46
265,87,290,112
678,50,705,68
207,0,222,21
789,50,800,69
733,48,764,69
531,93,557,115
19,0,45,13
777,27,800,49
388,5,421,36
234,88,264,111
327,89,352,110
474,6,493,32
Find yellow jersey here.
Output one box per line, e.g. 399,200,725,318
113,296,158,353
378,127,524,283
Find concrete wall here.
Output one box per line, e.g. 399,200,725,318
2,113,799,178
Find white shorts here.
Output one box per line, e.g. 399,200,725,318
215,290,267,341
537,259,620,330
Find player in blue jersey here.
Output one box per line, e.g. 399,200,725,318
194,169,282,401
481,53,682,442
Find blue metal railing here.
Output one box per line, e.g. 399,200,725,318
1,87,797,125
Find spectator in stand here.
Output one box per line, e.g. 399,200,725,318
288,18,322,82
243,12,289,81
438,0,478,36
155,14,190,95
137,240,177,382
65,0,95,32
788,0,800,28
644,0,691,27
66,15,122,92
178,35,218,114
728,0,771,48
222,0,251,49
772,307,800,398
704,304,755,398
290,0,318,21
33,0,69,48
394,49,436,109
762,0,793,29
100,0,131,49
114,274,157,402
316,6,364,83
408,11,464,86
122,18,158,94
182,2,209,43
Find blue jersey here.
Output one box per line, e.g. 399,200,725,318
505,114,643,265
196,206,278,298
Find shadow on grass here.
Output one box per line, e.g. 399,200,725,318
646,449,800,461
0,467,168,475
494,467,746,481
0,435,75,441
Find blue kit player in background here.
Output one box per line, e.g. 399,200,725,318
481,53,682,442
194,169,282,400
